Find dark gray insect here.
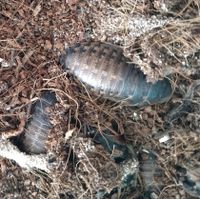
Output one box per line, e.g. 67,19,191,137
21,90,57,154
60,41,173,106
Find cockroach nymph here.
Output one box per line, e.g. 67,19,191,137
60,41,173,106
20,90,57,154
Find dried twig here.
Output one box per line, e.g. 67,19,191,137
0,140,50,172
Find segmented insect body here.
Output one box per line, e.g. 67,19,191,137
138,150,162,198
22,91,57,154
139,151,157,189
60,41,173,106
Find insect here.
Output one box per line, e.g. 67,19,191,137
60,41,173,106
21,90,57,154
137,150,170,199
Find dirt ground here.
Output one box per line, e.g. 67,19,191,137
0,0,200,199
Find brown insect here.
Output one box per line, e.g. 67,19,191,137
60,41,173,106
21,91,57,154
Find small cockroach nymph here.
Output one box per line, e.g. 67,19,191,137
21,90,57,154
